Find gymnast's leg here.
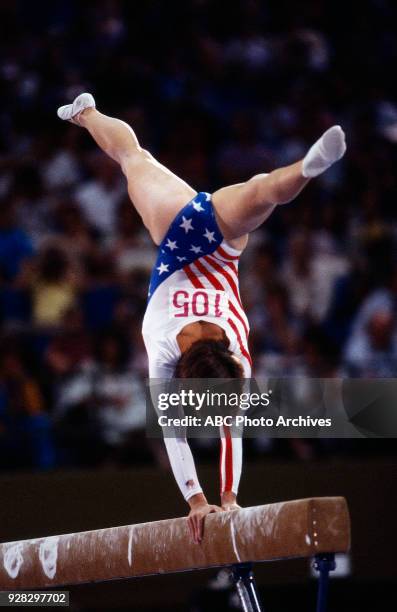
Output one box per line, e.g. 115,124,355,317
212,126,346,240
57,94,197,245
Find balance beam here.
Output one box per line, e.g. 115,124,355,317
0,497,350,590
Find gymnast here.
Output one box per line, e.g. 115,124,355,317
57,93,346,543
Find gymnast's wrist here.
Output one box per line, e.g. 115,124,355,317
221,491,237,505
187,492,208,508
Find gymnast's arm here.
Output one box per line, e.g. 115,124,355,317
163,436,222,543
219,432,242,511
147,355,222,543
165,431,242,537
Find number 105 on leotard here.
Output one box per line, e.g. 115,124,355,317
169,287,228,318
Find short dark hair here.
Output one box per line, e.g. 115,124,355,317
174,339,244,378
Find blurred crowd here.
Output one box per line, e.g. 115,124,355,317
0,0,396,471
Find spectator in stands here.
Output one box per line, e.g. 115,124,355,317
0,346,55,470
81,251,121,330
52,329,147,467
18,245,79,328
344,307,397,377
46,306,93,377
53,199,98,259
0,202,34,282
75,154,124,237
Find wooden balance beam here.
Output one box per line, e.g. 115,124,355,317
0,496,350,592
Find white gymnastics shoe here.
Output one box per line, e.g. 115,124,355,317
57,92,96,123
302,125,346,178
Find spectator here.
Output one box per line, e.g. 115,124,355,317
53,200,98,259
0,346,55,470
46,306,93,377
75,154,125,236
53,330,147,467
110,197,156,274
344,307,397,377
81,251,121,330
282,229,348,323
20,245,79,328
92,331,147,460
12,164,53,246
0,202,34,282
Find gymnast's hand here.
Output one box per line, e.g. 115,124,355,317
187,493,222,544
221,491,241,512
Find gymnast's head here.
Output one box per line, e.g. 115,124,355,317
174,339,244,378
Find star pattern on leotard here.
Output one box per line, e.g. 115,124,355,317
203,228,216,243
192,200,205,212
179,216,194,233
165,239,178,251
147,192,223,301
156,262,169,275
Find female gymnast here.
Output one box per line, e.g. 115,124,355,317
58,93,346,543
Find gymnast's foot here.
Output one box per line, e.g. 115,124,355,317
57,92,96,125
302,125,346,177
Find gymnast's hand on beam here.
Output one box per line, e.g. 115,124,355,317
187,493,222,544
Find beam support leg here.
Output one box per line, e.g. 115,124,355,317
313,553,336,612
231,563,264,612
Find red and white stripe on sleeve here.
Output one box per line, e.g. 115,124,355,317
220,425,242,495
